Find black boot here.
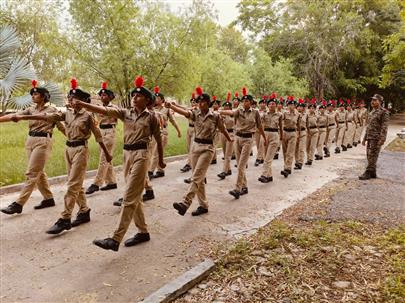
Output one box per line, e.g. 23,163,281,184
217,172,227,180
254,159,261,166
85,184,99,195
305,160,312,165
148,171,154,179
142,190,155,201
335,147,340,154
281,169,290,178
71,209,91,227
226,170,232,176
113,197,123,207
46,218,71,234
359,171,371,180
124,233,150,247
1,202,23,215
240,187,248,195
93,238,119,251
273,153,279,160
180,164,191,173
192,206,208,216
324,152,330,158
323,146,328,153
184,177,192,184
153,171,165,178
370,171,377,178
353,142,357,147
100,183,117,191
294,163,302,170
347,144,352,148
229,189,240,199
258,175,273,183
173,202,188,216
211,158,217,165
342,145,347,151
34,198,55,210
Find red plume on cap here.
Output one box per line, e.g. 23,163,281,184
31,79,37,88
270,92,276,99
154,86,160,94
191,92,195,99
196,86,203,96
279,96,284,101
299,98,304,104
134,76,144,88
242,87,247,96
226,91,231,101
235,91,239,98
322,100,327,106
70,78,78,90
101,81,108,90
346,99,351,104
212,95,217,101
311,98,316,105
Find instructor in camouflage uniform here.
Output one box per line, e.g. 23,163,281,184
359,94,389,180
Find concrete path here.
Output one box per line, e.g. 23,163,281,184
0,122,402,303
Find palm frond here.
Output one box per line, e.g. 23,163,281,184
44,82,65,106
8,94,32,110
0,56,36,98
0,26,20,76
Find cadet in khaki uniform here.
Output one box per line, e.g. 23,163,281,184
254,97,267,166
75,76,164,251
168,87,231,216
343,101,355,149
281,97,300,177
150,86,181,178
180,93,197,173
221,88,267,199
355,101,368,145
315,101,328,160
86,82,118,195
258,98,283,183
305,102,318,166
210,96,221,165
14,79,111,234
352,103,361,147
335,101,347,153
274,96,285,160
325,101,337,157
218,93,234,180
0,80,65,215
294,99,307,170
359,94,389,180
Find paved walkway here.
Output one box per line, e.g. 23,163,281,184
0,121,402,302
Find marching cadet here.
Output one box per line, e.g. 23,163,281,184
352,102,361,147
180,92,197,173
232,92,240,110
281,96,300,177
274,96,285,160
324,100,337,157
294,98,307,170
315,101,328,160
0,80,66,215
167,87,232,216
258,97,283,183
335,100,347,153
210,95,221,165
343,100,355,149
218,92,234,180
359,94,388,180
305,101,319,166
355,100,368,145
149,86,181,178
73,76,164,251
221,87,267,199
12,79,112,234
254,96,267,166
86,82,118,195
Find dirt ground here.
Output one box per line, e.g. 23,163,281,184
0,118,403,303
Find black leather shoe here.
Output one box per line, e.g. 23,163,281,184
192,206,208,216
229,190,240,199
240,187,248,195
173,202,188,216
211,159,217,165
250,151,253,156
370,171,377,178
34,198,55,209
124,233,150,247
180,164,191,173
305,160,312,165
46,218,71,234
1,202,23,215
315,154,321,160
217,172,227,180
294,163,302,170
100,183,117,191
353,142,357,147
148,171,154,179
254,159,261,166
347,144,352,148
273,154,279,160
142,190,155,201
324,153,330,157
71,209,91,227
93,238,119,251
113,197,123,206
342,145,347,151
323,146,328,153
335,147,340,154
153,171,165,178
184,177,192,184
258,176,273,183
316,156,323,160
86,184,99,195
359,171,371,180
226,170,232,176
281,170,290,178
260,159,264,164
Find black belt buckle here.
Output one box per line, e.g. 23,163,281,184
29,131,51,138
99,124,115,129
66,140,86,147
264,128,278,132
123,142,147,150
194,138,213,145
236,132,253,138
283,128,296,132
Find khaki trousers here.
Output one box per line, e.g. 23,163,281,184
336,124,345,147
282,131,297,170
325,126,336,151
16,136,53,205
61,145,90,219
151,129,168,172
212,133,219,161
354,125,363,143
185,126,194,166
220,132,234,172
183,143,214,209
295,132,307,165
343,122,354,146
94,128,116,186
112,149,149,243
235,136,253,191
306,129,319,161
145,139,155,191
255,131,264,160
317,129,327,155
262,132,280,177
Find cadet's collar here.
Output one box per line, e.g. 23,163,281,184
242,107,252,113
199,109,213,118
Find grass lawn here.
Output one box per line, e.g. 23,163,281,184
0,117,188,186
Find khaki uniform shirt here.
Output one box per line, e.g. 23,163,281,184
262,111,282,129
97,104,118,126
155,105,177,129
282,110,299,129
46,108,102,142
18,104,65,134
298,112,308,130
337,110,347,124
307,112,318,128
233,108,262,133
346,111,354,123
359,108,368,125
189,109,225,140
103,107,160,145
223,115,234,131
326,110,337,126
317,112,328,127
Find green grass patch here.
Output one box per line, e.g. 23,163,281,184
0,118,188,186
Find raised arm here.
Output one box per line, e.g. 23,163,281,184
219,109,234,117
0,114,18,123
71,99,125,120
165,101,191,119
